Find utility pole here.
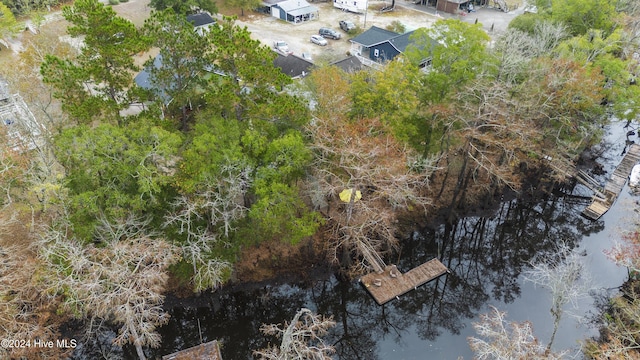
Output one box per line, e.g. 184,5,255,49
364,0,369,28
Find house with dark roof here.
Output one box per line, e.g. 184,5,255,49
350,26,433,68
273,53,314,79
263,0,319,23
331,56,363,73
186,12,217,36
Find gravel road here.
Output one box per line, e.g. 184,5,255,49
110,0,440,63
110,0,520,63
234,1,440,62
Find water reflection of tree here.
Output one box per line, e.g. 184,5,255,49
78,192,603,359
146,285,309,359
400,194,599,342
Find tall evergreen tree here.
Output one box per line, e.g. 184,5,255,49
142,9,211,130
41,0,148,125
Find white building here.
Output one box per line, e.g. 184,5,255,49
333,0,367,14
264,0,319,24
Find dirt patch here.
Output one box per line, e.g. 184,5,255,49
107,0,152,27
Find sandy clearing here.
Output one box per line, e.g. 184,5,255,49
109,0,439,63
235,1,440,61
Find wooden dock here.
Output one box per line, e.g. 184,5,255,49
360,259,449,305
162,340,222,360
583,144,640,220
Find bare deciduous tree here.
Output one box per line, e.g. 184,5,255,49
468,306,566,360
38,218,180,360
307,67,438,274
165,159,252,239
0,204,64,359
605,223,640,275
254,308,336,360
525,242,590,353
181,235,232,294
163,160,249,292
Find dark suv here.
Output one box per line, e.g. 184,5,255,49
339,20,356,32
319,27,341,40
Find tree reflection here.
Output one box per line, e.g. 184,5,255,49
71,190,601,359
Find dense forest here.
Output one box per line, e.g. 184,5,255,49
1,0,640,358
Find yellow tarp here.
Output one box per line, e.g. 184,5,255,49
339,188,362,203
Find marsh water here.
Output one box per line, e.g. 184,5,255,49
74,122,637,359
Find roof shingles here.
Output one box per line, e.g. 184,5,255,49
349,26,400,47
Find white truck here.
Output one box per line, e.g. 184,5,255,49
274,40,293,55
333,0,367,14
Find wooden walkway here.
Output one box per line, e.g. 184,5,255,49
162,340,222,360
583,144,640,220
360,259,449,305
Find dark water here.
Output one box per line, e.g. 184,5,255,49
73,122,636,359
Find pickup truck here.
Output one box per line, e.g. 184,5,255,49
274,40,293,55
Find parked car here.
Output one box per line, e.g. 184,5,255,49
339,20,356,32
319,27,341,40
310,34,328,46
273,40,293,55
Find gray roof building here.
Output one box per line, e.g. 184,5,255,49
349,26,400,47
331,56,363,73
350,26,433,67
186,12,216,27
273,53,314,79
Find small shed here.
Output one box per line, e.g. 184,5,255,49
436,0,467,14
162,340,222,360
269,0,319,23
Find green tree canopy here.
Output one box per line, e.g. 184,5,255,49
0,2,20,46
224,0,262,16
149,0,217,15
142,9,211,130
405,19,492,104
204,17,298,126
41,0,148,125
555,29,640,122
55,122,181,240
550,0,618,36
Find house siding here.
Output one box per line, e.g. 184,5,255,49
368,43,400,63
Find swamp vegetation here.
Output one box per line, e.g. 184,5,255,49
1,0,640,358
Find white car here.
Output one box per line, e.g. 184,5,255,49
274,40,292,55
310,34,328,46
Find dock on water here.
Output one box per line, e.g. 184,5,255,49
360,259,449,305
162,340,222,360
583,144,640,220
